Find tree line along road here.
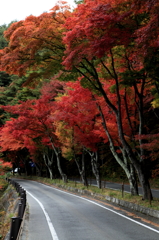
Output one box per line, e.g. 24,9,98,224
15,179,159,240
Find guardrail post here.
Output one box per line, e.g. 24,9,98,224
21,197,26,206
18,203,23,219
21,191,26,200
18,201,26,219
9,217,22,240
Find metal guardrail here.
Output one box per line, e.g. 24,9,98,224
6,178,27,240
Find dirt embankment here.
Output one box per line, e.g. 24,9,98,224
0,185,19,240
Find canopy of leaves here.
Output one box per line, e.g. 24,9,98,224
0,2,77,85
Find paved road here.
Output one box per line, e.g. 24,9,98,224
16,179,159,240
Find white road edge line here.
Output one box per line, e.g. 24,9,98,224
27,190,59,240
46,184,159,234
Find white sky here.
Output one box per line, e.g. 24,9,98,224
0,0,76,26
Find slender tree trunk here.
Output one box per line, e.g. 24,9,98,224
43,152,53,180
49,137,67,183
87,150,101,189
56,150,67,183
74,150,88,186
42,147,55,179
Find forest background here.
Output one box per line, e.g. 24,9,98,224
0,0,159,201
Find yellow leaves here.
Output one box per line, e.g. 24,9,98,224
55,121,75,157
151,99,159,108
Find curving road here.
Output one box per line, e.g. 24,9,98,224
16,179,159,240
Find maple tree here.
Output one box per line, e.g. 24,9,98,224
55,81,102,187
0,117,37,175
0,80,68,181
62,0,157,199
0,1,74,85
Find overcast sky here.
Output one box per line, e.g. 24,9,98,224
0,0,76,26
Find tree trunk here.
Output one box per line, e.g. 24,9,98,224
87,150,101,189
56,151,67,183
43,153,53,180
42,148,55,180
49,138,67,183
119,135,152,199
135,164,153,200
74,150,88,186
97,104,139,195
112,150,139,196
129,164,139,196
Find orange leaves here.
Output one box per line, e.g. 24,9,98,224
0,120,25,152
0,1,72,80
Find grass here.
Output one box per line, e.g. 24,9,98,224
12,175,159,211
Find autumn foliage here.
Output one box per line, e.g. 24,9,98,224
0,0,159,198
0,1,72,84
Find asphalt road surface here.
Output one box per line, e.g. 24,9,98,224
15,179,159,240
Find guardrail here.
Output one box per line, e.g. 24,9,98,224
6,178,27,240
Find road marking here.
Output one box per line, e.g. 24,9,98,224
27,190,59,240
46,185,159,234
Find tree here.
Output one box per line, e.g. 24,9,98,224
1,80,68,182
0,24,8,50
0,2,75,85
62,0,155,199
55,80,108,188
0,24,12,88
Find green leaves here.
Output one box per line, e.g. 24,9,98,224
120,69,146,86
0,24,8,50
